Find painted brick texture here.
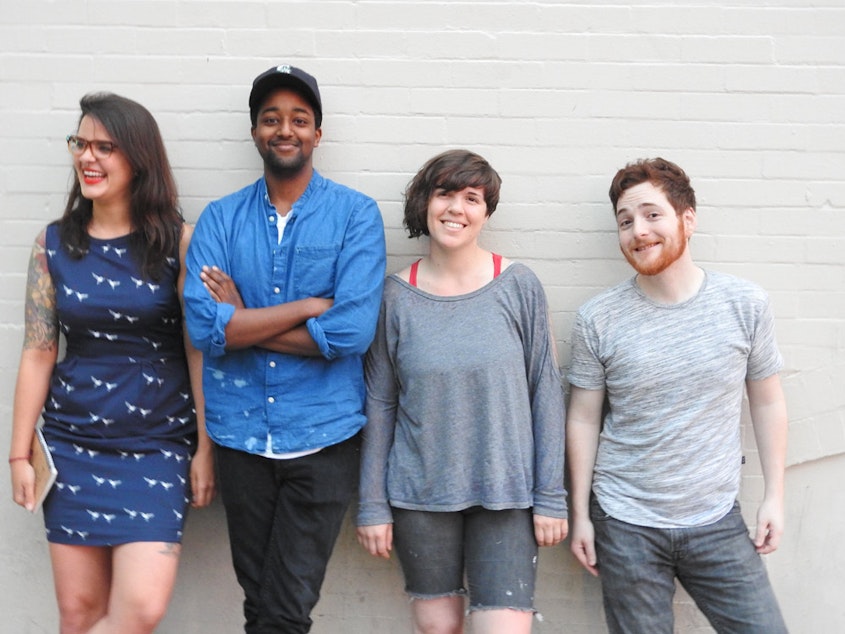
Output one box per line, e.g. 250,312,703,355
1,1,843,632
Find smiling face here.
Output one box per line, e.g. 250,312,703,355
426,185,490,250
73,115,133,212
251,88,321,177
615,181,695,276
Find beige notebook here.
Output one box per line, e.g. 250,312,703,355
30,427,58,513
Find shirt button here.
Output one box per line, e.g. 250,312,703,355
268,396,275,404
274,287,280,294
269,361,276,368
269,215,275,222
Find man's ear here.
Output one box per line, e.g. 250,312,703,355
682,207,697,238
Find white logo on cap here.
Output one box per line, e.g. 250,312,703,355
276,65,292,74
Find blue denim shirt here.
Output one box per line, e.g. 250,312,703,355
184,172,386,454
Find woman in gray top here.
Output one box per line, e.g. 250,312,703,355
357,150,568,634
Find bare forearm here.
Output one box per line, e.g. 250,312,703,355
751,402,787,501
565,387,605,517
224,298,323,350
747,376,788,502
11,349,56,457
256,325,322,356
567,419,600,516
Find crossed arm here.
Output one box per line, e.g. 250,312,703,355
199,265,332,356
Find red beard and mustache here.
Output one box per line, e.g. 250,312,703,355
621,216,688,276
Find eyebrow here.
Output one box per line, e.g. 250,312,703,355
259,105,312,117
615,201,661,216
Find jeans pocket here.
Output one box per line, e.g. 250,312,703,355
589,495,613,522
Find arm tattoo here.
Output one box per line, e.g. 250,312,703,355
23,233,58,351
158,542,182,558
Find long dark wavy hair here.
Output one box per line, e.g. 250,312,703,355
59,92,182,280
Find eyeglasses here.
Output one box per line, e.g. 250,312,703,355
66,135,119,159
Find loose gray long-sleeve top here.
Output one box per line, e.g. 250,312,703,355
357,263,567,527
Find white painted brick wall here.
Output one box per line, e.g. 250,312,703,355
1,1,843,632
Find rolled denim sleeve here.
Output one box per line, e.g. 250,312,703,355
184,202,236,358
306,197,386,360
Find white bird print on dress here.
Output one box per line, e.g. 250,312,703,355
86,510,100,520
92,475,106,486
107,278,120,289
131,276,144,288
92,272,105,284
102,514,116,524
140,512,155,522
144,477,159,487
124,508,138,519
107,479,122,488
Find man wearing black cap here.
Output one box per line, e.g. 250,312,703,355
184,64,386,633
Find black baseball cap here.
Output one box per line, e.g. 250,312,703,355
249,64,322,128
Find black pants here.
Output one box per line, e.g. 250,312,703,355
215,434,360,633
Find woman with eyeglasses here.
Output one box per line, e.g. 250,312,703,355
356,150,568,634
9,92,214,634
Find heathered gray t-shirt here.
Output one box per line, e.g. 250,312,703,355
568,270,782,529
357,263,567,527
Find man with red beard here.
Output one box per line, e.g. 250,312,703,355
566,158,788,633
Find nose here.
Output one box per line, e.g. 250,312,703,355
275,119,293,137
445,194,462,214
631,216,649,235
79,143,98,161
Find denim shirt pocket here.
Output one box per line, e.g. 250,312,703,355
293,245,339,297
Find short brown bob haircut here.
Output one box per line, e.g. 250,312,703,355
609,157,696,216
403,149,502,238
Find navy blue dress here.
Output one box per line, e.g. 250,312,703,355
41,223,197,546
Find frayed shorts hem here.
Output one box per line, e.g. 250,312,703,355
407,588,467,602
468,605,537,615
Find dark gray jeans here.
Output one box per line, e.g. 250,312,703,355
591,497,788,634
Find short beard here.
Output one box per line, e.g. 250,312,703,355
622,219,687,276
264,153,307,178
258,143,307,178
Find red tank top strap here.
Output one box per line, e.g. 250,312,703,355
408,259,421,287
492,252,502,278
